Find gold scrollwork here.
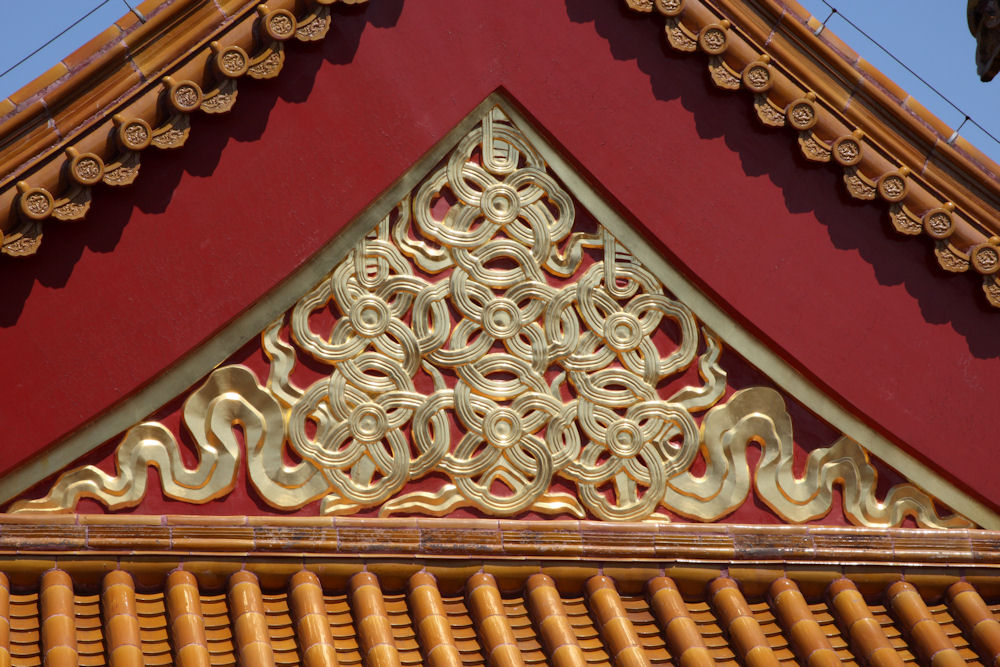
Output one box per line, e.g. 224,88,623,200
11,108,971,529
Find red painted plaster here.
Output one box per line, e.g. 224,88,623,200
1,0,997,515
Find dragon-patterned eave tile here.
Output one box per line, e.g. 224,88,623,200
5,94,994,530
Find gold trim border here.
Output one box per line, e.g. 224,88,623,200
510,97,999,531
3,91,997,530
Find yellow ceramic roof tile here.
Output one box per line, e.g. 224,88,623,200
855,57,909,102
136,0,174,15
215,0,255,19
779,0,813,24
816,25,860,64
47,62,143,139
0,542,995,667
0,0,996,315
60,24,124,72
6,62,69,107
0,102,60,181
122,1,229,80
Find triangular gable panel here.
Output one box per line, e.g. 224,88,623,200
4,7,1000,666
6,95,990,529
3,0,1000,527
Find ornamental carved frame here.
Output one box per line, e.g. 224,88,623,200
5,96,993,530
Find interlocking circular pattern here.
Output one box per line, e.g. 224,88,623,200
14,108,974,530
567,399,700,521
279,111,713,520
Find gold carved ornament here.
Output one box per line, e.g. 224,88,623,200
11,108,971,529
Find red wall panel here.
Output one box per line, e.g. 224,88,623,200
0,0,995,512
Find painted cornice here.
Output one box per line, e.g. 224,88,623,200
2,0,1000,309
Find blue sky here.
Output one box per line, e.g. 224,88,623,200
0,1,131,94
1,0,999,164
795,0,1000,164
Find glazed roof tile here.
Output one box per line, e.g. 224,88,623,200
1,0,1000,308
0,517,996,665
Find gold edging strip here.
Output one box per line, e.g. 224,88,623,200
2,91,997,531
498,102,1000,531
0,93,504,507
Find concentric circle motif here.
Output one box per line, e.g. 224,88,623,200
483,408,523,449
349,403,389,443
923,209,954,239
786,99,817,131
480,183,520,225
603,312,643,352
972,244,1000,275
481,298,521,338
832,136,862,166
741,62,772,92
606,419,643,459
349,295,391,337
119,119,151,151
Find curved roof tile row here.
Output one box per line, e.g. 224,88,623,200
1,0,999,307
0,527,996,666
625,0,1000,307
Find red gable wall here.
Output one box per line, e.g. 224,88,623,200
0,0,995,512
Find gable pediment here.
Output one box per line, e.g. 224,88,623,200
6,97,987,529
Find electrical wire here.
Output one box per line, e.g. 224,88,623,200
814,0,1000,149
0,0,115,83
0,0,996,152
